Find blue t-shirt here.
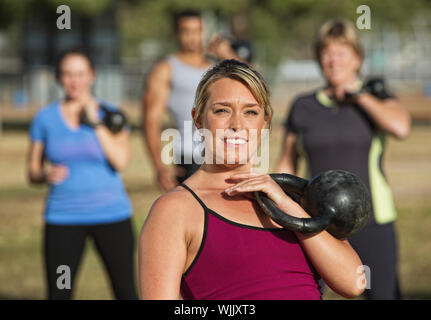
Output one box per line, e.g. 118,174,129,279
29,100,132,225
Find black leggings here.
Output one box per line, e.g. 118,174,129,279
348,222,402,300
320,222,402,299
44,218,138,300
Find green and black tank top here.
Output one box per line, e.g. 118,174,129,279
284,89,397,225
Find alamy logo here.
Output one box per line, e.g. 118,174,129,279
56,265,71,290
56,5,71,30
356,5,371,30
357,265,371,290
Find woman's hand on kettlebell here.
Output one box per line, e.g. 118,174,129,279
225,172,310,219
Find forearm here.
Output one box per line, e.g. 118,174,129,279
278,202,364,298
27,143,47,185
28,169,46,184
141,61,171,172
356,94,411,138
95,126,131,171
296,230,365,298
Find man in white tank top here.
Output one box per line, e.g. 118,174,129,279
142,10,240,192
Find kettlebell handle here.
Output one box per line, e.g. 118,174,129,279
254,190,336,234
255,173,336,235
268,173,308,195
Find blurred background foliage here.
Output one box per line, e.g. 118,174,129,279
1,0,430,67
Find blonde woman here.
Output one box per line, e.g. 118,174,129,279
277,20,411,299
138,59,365,300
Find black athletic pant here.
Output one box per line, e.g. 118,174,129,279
44,218,138,300
348,222,402,300
319,222,402,300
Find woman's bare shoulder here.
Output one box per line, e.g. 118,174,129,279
146,185,201,223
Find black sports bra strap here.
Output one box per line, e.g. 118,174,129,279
179,183,208,211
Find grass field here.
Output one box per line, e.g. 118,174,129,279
0,123,430,300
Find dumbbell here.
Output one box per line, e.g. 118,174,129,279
254,170,371,240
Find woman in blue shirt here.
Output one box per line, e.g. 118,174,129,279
27,48,137,299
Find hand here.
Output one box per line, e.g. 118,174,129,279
225,172,310,219
334,80,362,102
46,164,69,185
156,166,186,192
82,97,101,124
206,34,237,60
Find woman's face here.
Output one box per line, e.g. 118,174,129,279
195,77,269,168
320,41,361,86
59,54,95,100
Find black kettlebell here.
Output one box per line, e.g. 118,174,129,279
80,104,127,134
362,77,392,100
345,77,392,101
254,170,371,239
100,105,127,134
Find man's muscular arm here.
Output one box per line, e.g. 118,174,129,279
142,61,181,192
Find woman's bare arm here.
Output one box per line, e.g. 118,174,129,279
27,142,69,185
138,192,189,299
295,231,365,298
356,94,411,139
94,127,131,171
27,142,46,184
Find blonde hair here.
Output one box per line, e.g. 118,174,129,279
314,19,364,66
193,59,273,130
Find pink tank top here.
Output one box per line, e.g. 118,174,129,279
179,183,322,300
